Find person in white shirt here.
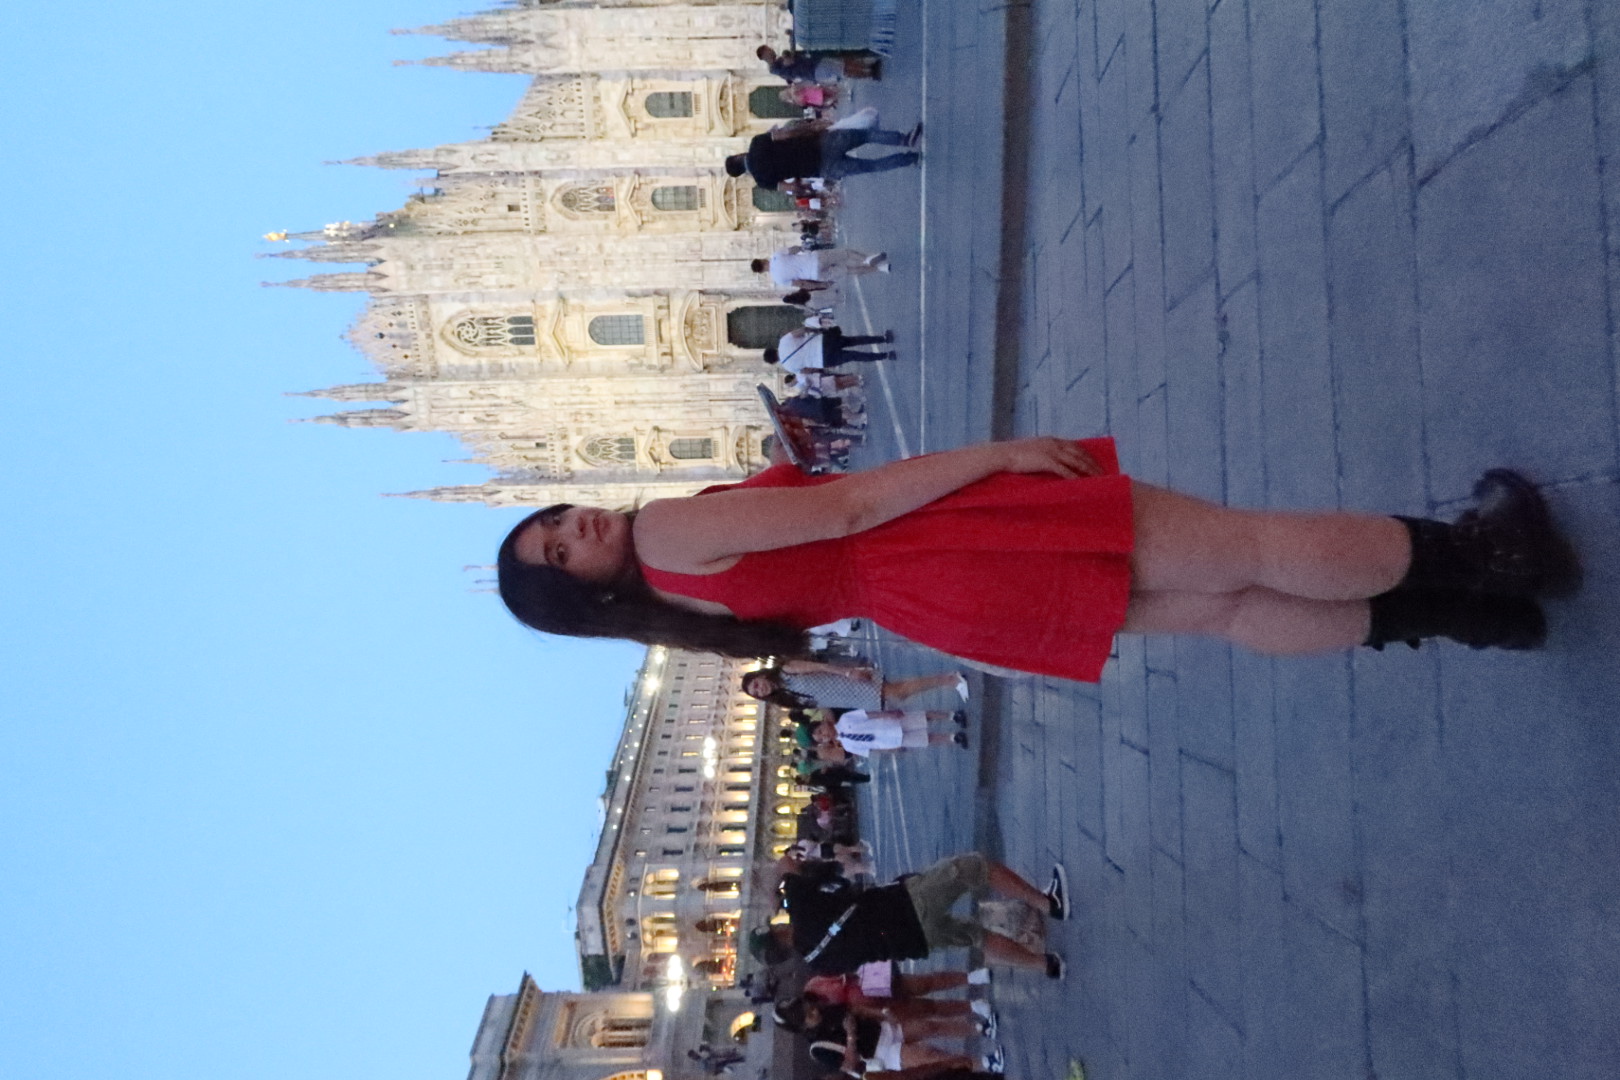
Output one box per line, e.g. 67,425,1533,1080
753,246,890,291
821,710,969,756
765,325,895,376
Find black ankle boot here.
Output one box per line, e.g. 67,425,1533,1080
1394,469,1581,598
1364,589,1547,651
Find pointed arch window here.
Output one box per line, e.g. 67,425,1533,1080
580,436,638,467
650,185,703,212
644,91,694,118
451,314,536,349
588,315,646,346
667,437,714,460
559,185,617,214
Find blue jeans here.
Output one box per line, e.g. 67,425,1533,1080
818,128,918,179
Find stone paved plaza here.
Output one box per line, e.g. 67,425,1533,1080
819,0,1620,1076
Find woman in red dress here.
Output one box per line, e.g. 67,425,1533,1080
495,437,1575,679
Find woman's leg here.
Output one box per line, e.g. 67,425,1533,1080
1122,588,1371,654
1131,483,1410,600
883,673,960,701
893,971,969,997
897,1016,982,1043
896,1046,977,1072
883,998,974,1021
823,248,879,274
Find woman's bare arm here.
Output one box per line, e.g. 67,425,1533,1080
781,659,874,679
634,437,1100,572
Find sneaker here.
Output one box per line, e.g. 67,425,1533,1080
953,731,970,749
1045,952,1066,981
906,121,924,147
953,709,969,728
971,999,999,1040
980,1045,1005,1074
954,674,971,702
883,329,895,343
1046,863,1071,920
966,967,992,985
884,351,899,360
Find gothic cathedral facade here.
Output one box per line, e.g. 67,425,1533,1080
274,0,807,509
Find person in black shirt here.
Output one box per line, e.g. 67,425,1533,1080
756,44,881,82
725,119,919,188
754,853,1068,978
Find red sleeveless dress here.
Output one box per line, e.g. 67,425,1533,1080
639,438,1135,682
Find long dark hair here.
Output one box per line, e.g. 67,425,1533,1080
496,504,811,660
742,665,813,708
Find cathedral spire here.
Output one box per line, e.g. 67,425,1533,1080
262,271,385,292
256,244,380,265
329,148,456,171
295,408,409,429
397,50,525,75
288,383,407,403
391,12,530,47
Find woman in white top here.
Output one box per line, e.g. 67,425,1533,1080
753,246,890,291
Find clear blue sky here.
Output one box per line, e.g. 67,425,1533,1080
0,5,646,1080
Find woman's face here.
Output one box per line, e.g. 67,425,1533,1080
513,505,634,586
743,673,776,698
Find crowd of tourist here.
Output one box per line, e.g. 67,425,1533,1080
724,613,1062,1079
728,40,923,474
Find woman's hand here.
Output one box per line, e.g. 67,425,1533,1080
994,437,1103,478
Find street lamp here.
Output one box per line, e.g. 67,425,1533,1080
662,954,685,1011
